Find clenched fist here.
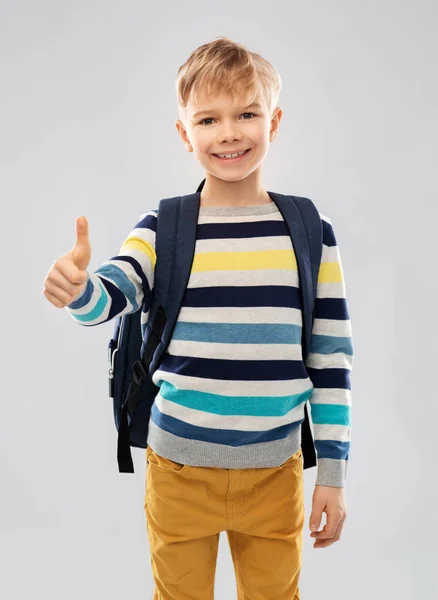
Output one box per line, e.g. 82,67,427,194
43,216,91,309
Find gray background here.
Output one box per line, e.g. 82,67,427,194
1,0,436,598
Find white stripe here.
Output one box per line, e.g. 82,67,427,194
310,318,352,337
177,305,304,325
188,268,299,288
315,281,346,299
310,388,352,405
167,339,304,361
198,211,285,224
313,423,351,441
305,352,353,370
194,235,295,253
320,244,340,263
119,225,156,252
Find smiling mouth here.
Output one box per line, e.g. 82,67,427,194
213,149,252,161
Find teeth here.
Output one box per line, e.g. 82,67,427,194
217,150,246,159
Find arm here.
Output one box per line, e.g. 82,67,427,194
65,210,157,326
305,214,354,488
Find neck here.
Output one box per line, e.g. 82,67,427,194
199,171,271,207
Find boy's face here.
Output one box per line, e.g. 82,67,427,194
175,83,282,183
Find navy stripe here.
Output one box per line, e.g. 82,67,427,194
137,212,157,232
305,366,351,390
314,297,350,320
197,219,290,240
322,219,336,246
99,277,128,322
159,354,309,381
184,285,302,309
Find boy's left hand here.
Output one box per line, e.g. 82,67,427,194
309,485,348,548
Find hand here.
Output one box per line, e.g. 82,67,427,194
309,485,348,549
43,216,91,308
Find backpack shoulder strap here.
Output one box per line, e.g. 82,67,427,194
142,192,200,375
267,191,322,470
267,191,323,360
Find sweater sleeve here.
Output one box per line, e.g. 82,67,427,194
304,214,354,488
64,210,157,326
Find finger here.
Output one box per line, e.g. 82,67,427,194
56,258,87,285
311,511,342,539
43,288,69,308
314,517,346,548
309,512,323,532
43,280,76,306
46,267,81,297
312,511,346,539
75,216,89,246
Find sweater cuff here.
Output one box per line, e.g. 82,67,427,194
69,271,90,305
315,458,348,488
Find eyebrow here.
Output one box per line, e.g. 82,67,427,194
192,102,263,119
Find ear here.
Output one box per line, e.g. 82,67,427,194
270,107,283,142
175,119,193,152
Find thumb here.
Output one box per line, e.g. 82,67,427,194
71,215,91,272
309,511,322,531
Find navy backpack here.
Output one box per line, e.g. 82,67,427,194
108,179,323,473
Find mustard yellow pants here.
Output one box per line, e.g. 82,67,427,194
144,446,304,600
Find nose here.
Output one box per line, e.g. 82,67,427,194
217,120,243,144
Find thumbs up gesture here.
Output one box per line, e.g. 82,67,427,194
43,216,91,308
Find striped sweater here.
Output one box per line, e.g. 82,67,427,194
66,200,354,487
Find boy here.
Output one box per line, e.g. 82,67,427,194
43,37,353,600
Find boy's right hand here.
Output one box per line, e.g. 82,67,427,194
43,216,91,309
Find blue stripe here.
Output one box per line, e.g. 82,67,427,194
151,402,306,447
68,277,94,310
172,322,303,344
309,334,353,355
314,439,350,460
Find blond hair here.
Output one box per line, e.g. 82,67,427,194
176,37,282,122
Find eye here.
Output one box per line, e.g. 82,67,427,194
199,112,257,126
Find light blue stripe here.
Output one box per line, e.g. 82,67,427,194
310,403,351,426
159,380,313,416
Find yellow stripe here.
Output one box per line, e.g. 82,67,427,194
192,250,297,273
318,262,342,283
120,237,157,267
